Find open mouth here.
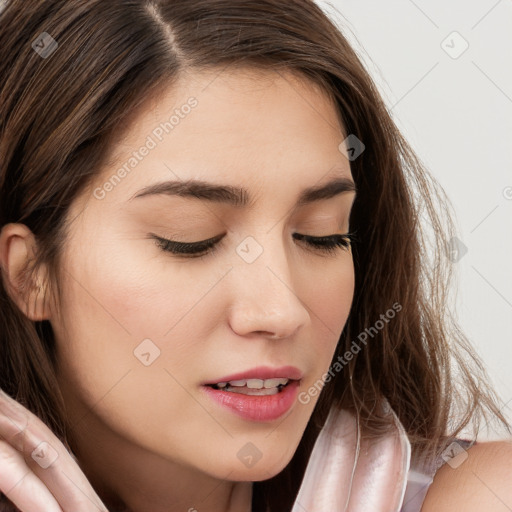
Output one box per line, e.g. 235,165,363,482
202,377,300,421
205,378,292,396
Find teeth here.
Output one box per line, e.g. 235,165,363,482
229,380,247,387
263,378,288,388
227,386,280,396
247,379,264,389
215,378,290,389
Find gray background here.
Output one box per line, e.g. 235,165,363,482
318,0,512,435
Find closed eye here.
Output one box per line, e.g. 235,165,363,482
292,232,354,255
150,231,356,259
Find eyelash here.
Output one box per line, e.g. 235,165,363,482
151,231,355,259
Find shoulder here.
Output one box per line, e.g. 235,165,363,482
421,440,512,512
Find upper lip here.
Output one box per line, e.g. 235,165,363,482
202,365,303,385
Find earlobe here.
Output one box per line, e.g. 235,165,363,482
0,223,51,321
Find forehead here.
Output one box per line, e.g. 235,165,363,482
90,66,353,206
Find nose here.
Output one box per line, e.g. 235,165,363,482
227,242,310,340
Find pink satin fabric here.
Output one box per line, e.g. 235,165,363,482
291,400,412,512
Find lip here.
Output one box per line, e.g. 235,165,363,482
202,365,303,386
201,379,300,422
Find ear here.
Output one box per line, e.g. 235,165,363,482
0,223,51,321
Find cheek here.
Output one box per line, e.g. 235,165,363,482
52,229,228,408
307,256,354,341
299,258,354,382
57,224,221,341
52,242,225,461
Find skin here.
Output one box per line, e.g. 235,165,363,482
422,440,512,511
1,68,511,512
0,68,357,511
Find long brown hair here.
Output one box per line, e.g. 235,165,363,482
0,1,509,510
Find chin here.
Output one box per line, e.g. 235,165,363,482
224,460,292,482
219,443,298,482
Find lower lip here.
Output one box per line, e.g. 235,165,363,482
201,380,300,422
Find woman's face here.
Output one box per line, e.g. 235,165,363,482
52,67,356,483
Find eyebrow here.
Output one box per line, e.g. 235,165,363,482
129,175,357,207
